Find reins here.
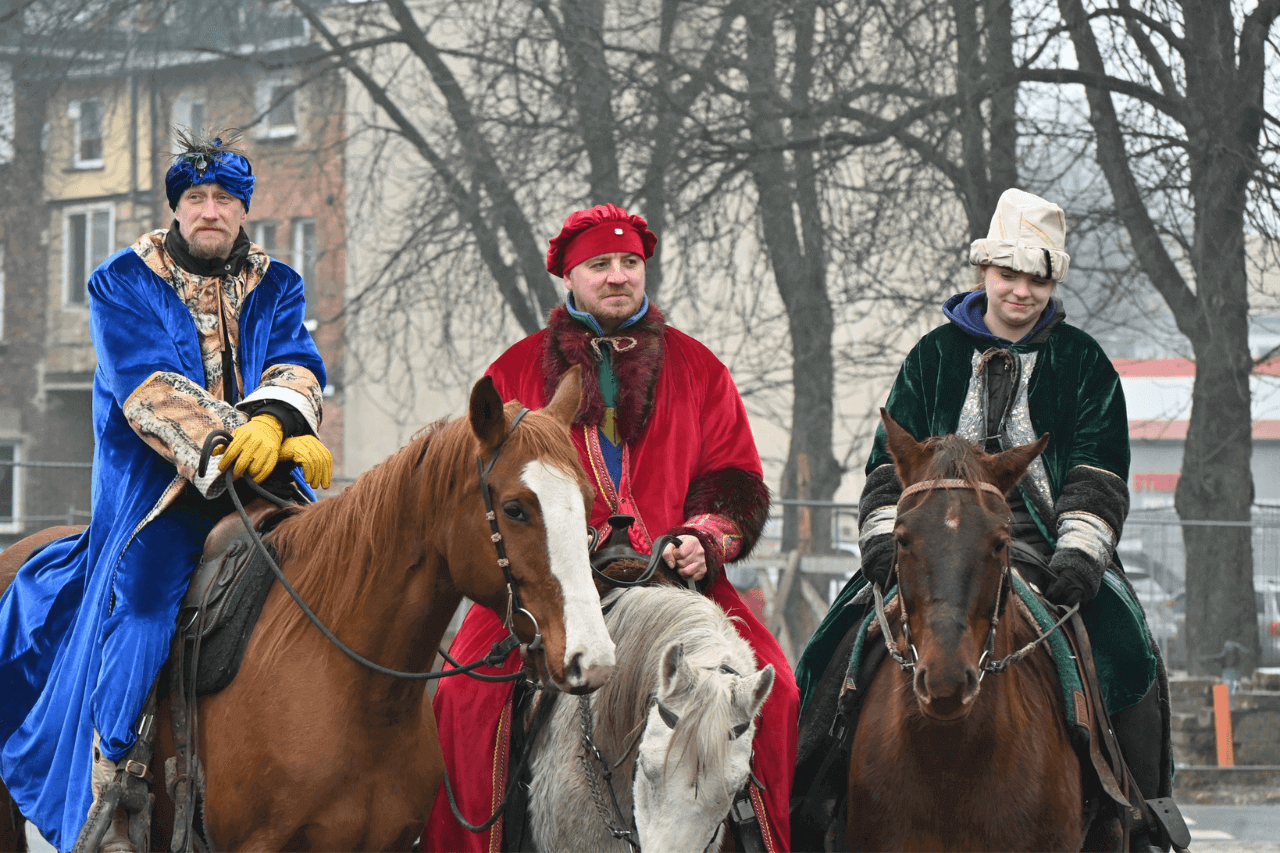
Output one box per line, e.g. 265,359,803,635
195,410,536,683
579,695,642,851
876,477,1078,676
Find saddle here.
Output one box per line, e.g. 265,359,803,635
165,497,300,852
72,497,301,853
790,576,1191,853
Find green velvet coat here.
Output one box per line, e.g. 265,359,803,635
797,317,1157,717
867,321,1130,542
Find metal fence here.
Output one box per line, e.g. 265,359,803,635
731,502,1280,668
0,459,93,549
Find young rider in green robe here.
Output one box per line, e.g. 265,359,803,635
797,189,1181,851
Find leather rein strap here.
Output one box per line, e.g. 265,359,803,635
196,410,535,683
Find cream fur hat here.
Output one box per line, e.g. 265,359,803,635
969,188,1070,282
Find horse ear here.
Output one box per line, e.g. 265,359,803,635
660,642,686,694
881,409,931,486
987,432,1051,495
738,664,774,719
545,365,584,426
469,376,507,451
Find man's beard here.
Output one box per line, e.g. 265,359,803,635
187,230,234,259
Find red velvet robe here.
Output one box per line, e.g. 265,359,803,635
425,305,798,852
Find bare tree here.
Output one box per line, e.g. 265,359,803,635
1016,0,1280,672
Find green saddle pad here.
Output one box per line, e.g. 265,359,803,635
797,570,1158,722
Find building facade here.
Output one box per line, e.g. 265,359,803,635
0,2,347,544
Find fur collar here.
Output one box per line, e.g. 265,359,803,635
542,303,666,444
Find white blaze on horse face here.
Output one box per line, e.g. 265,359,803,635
521,460,616,689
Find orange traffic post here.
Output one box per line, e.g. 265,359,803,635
1212,682,1234,767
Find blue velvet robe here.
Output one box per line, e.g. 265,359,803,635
0,240,324,850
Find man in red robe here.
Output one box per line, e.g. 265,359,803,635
425,204,798,852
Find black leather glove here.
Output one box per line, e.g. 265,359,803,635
1043,547,1102,607
859,532,895,589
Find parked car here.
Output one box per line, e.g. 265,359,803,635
1122,566,1183,665
1256,577,1280,666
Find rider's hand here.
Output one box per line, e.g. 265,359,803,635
279,435,333,490
218,414,284,483
1043,548,1100,608
663,535,707,582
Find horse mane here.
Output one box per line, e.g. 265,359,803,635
593,586,757,793
256,401,585,655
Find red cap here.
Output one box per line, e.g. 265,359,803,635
546,203,658,277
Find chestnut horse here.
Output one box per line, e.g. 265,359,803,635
843,411,1086,851
0,368,617,851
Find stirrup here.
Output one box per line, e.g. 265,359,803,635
1142,797,1190,853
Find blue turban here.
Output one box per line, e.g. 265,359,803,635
165,146,255,212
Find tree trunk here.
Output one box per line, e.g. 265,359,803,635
1056,0,1275,672
741,1,841,553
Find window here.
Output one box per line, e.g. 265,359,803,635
70,97,104,168
174,97,205,139
64,205,113,306
0,63,13,165
189,101,206,137
255,77,296,139
251,220,278,257
0,441,19,533
292,218,319,327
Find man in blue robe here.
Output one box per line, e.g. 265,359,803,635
0,130,331,852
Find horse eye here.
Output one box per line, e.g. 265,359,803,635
503,502,529,522
729,721,750,740
992,540,1007,556
657,702,679,729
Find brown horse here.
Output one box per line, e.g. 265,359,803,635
1,367,617,851
843,410,1087,851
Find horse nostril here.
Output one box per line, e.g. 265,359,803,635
566,652,584,684
913,667,929,701
964,667,981,702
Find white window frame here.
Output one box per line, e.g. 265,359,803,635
63,203,114,307
292,217,318,330
0,440,22,534
173,95,207,144
0,63,13,165
251,220,278,258
254,76,297,140
69,96,105,169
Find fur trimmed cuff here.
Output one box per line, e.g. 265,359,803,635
682,468,771,559
1056,465,1129,540
860,464,903,527
860,532,895,589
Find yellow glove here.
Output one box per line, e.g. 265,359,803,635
279,435,333,490
218,414,284,483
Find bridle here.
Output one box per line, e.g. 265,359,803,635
197,407,542,682
476,408,542,652
874,478,1078,677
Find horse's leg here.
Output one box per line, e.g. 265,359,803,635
0,777,25,853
